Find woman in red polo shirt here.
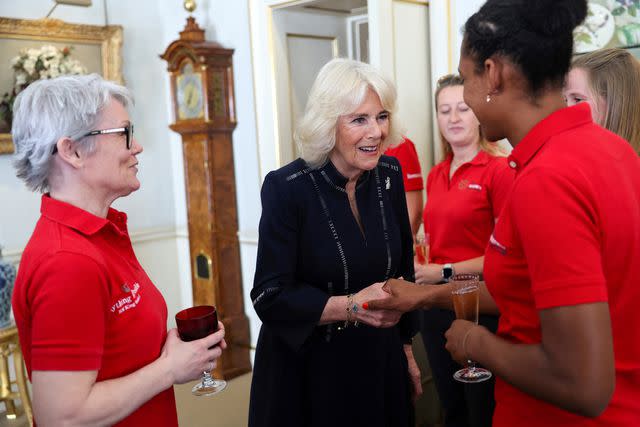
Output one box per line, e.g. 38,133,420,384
367,0,640,425
11,74,226,426
417,74,513,427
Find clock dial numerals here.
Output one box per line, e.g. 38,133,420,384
176,63,205,120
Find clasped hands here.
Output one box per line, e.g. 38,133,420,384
365,278,481,365
351,281,403,327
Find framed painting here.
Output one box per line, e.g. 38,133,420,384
0,17,123,155
574,1,640,54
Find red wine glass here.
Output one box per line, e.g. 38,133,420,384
175,305,227,396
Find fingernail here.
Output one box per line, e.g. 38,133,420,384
362,302,369,310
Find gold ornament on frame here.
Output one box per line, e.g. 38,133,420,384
184,0,197,13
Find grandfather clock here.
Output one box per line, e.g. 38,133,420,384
161,9,251,379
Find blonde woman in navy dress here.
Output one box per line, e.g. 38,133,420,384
249,58,421,427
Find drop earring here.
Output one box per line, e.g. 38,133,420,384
486,94,491,103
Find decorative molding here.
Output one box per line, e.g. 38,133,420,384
2,226,190,265
238,230,259,245
129,226,186,243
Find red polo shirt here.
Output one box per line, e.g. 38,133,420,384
423,150,514,264
485,103,640,426
384,137,424,191
13,195,178,427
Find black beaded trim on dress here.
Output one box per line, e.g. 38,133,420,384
320,170,346,193
374,167,393,279
285,167,311,181
252,286,280,307
320,169,371,192
309,172,350,292
378,161,399,172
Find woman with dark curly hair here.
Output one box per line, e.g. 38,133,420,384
366,0,640,425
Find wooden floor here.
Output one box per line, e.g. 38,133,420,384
0,373,252,427
0,338,443,426
175,372,251,426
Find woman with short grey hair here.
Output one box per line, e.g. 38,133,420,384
13,74,132,192
11,73,226,426
249,58,421,427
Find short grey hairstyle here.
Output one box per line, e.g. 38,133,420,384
12,73,133,193
295,58,402,167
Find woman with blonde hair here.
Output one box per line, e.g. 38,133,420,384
249,58,421,427
564,47,640,154
416,73,514,427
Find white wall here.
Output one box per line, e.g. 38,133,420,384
0,0,263,353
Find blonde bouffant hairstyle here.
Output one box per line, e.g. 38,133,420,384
572,48,640,155
295,58,403,167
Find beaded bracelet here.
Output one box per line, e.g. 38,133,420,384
339,294,360,330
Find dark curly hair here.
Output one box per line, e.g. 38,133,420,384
462,0,587,96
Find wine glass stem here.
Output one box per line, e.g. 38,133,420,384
202,371,215,387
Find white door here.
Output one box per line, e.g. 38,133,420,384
271,8,348,166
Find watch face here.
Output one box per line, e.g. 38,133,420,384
176,62,204,120
442,265,454,280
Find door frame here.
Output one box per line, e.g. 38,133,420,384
249,0,456,179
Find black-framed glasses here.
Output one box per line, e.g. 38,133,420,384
52,124,134,154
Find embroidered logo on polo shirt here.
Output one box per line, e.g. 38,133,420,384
468,183,482,191
458,179,469,189
110,282,141,315
407,173,422,180
489,234,507,255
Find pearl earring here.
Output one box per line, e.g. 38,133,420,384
486,94,491,103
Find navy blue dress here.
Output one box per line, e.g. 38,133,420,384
249,156,418,427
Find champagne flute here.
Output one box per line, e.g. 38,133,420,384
450,274,492,383
175,305,227,396
414,232,430,265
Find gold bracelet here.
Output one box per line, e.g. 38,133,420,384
340,294,359,329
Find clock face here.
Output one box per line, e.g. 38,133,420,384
176,62,205,120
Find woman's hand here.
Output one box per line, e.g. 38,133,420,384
162,322,227,384
444,319,479,365
414,262,443,284
352,282,403,328
404,344,423,403
365,278,434,312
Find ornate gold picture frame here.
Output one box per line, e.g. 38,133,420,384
0,17,123,154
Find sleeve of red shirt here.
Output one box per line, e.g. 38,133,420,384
488,158,516,219
28,252,110,371
386,138,424,191
510,170,607,310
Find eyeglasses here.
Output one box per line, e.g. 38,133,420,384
52,124,134,154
